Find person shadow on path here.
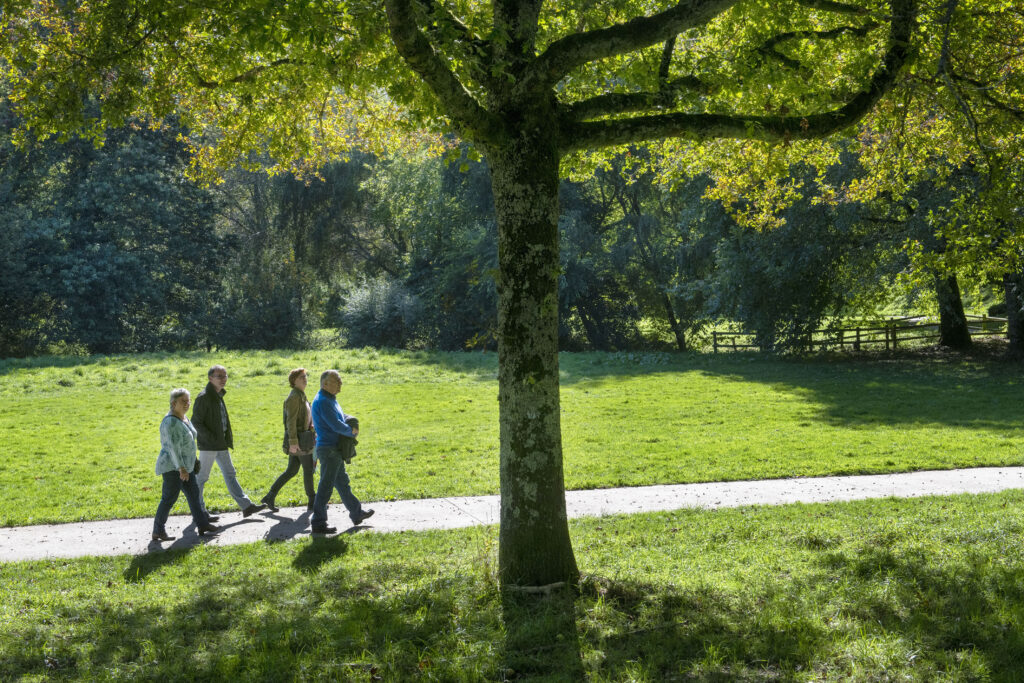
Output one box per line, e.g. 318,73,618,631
262,510,314,543
131,517,252,576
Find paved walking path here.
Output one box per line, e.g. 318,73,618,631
3,466,1024,563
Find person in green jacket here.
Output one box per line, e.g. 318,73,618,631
261,368,318,512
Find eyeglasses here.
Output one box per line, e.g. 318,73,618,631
211,374,228,379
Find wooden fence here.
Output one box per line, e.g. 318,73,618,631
711,315,1008,353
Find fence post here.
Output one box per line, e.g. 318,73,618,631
713,331,718,354
855,327,861,351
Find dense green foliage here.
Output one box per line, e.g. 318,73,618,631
5,490,1024,680
8,125,995,358
0,111,225,356
1,349,1021,526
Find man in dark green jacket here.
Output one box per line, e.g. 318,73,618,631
191,365,266,518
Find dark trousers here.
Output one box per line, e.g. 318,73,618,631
266,453,316,502
153,470,209,534
312,441,362,527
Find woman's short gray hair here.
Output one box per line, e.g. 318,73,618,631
169,387,190,410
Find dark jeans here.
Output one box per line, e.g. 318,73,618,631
312,441,362,527
153,470,209,534
266,453,315,502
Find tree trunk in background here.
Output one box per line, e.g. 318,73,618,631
489,129,579,588
1004,272,1024,358
935,273,971,350
661,292,688,352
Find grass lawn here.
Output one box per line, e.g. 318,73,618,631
1,348,1022,526
3,491,1024,680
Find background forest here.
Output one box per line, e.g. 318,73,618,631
2,110,1021,359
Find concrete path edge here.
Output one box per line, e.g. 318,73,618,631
2,466,1023,563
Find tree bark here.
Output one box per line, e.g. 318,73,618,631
488,127,579,588
1004,272,1024,357
935,273,971,350
661,291,688,351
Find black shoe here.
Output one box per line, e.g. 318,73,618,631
151,531,174,542
311,525,337,534
260,496,279,513
206,515,220,523
351,509,375,525
198,524,219,536
243,504,267,517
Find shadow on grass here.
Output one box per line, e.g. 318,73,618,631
291,534,349,574
572,541,1024,679
123,521,236,583
412,347,1024,431
501,587,584,681
690,353,1023,430
124,544,197,583
7,541,1024,680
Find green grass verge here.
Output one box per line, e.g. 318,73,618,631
3,349,1022,526
3,491,1024,680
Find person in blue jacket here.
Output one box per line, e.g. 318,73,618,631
309,370,374,534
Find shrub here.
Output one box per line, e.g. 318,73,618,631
338,277,423,348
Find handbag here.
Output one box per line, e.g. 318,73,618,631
298,429,315,452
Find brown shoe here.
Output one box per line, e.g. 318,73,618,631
151,531,174,542
243,504,267,517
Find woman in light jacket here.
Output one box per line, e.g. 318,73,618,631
261,368,317,512
152,388,219,541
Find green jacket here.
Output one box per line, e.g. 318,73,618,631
281,387,314,454
191,382,234,451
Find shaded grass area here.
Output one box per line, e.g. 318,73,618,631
2,349,1022,526
4,491,1024,680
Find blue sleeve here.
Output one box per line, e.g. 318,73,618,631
314,397,353,438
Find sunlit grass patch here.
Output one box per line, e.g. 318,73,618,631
1,349,1021,525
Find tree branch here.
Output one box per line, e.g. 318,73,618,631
659,37,676,85
759,22,880,74
531,0,740,90
934,0,989,151
951,73,1024,121
190,58,298,89
414,0,487,52
560,0,916,152
793,0,872,15
383,0,501,141
564,77,706,120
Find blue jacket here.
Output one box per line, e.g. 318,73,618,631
311,389,354,448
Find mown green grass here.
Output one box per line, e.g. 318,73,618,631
3,491,1024,680
2,349,1022,526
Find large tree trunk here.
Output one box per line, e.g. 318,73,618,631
488,129,579,588
935,273,971,350
1004,272,1024,358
